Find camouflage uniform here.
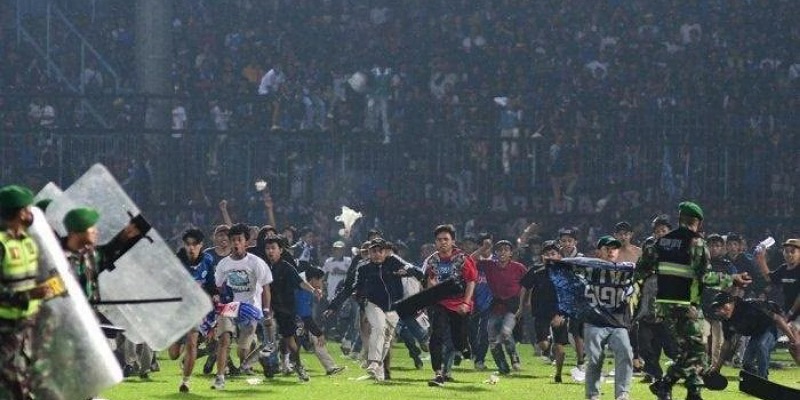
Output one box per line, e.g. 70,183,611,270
638,220,735,400
0,230,40,400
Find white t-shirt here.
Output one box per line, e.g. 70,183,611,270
215,253,273,308
321,256,351,301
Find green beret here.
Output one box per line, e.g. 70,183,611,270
678,201,704,221
35,199,53,211
63,207,100,233
0,185,34,210
596,235,622,249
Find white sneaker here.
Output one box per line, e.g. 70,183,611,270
571,366,586,383
210,376,225,390
366,362,384,382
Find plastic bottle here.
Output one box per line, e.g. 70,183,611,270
755,237,775,253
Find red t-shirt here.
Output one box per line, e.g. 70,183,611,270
482,260,527,301
428,251,478,313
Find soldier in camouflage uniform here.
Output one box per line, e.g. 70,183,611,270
0,185,52,400
637,202,751,400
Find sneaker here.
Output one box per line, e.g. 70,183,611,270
203,354,216,375
296,365,310,382
210,376,225,390
326,366,347,376
240,366,255,375
428,374,445,387
366,362,384,382
474,361,486,371
615,393,631,400
122,364,136,378
512,362,522,372
571,366,586,383
443,374,455,383
179,382,189,393
151,359,160,372
139,371,150,380
413,355,424,370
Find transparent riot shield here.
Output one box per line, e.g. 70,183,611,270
28,207,123,399
44,163,213,349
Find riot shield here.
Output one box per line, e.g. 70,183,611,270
44,163,213,349
28,207,123,399
33,182,65,207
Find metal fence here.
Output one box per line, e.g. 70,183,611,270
2,95,798,239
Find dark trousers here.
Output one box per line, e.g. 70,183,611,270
637,320,678,379
428,304,468,374
468,308,490,363
397,316,427,358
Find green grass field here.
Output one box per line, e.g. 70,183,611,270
101,341,799,399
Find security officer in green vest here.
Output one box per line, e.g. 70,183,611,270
637,202,751,400
0,185,52,400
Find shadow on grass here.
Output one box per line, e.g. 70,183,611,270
160,393,218,399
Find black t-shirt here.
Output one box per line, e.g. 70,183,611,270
725,298,780,337
769,264,799,313
267,258,303,315
520,263,560,319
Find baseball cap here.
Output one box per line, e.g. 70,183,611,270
726,232,743,243
596,235,622,249
706,233,724,244
558,227,578,239
614,222,633,233
214,224,231,235
368,238,389,249
783,239,800,250
651,214,671,229
540,240,560,254
332,240,345,248
710,292,735,309
494,240,514,250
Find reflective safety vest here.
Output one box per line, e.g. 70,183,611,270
0,231,40,319
654,227,701,305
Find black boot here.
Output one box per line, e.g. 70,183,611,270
685,389,702,400
649,379,673,400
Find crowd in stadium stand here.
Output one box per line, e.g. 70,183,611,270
1,0,799,247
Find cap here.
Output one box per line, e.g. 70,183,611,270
614,221,633,233
651,214,672,229
710,292,735,309
706,233,724,244
360,241,371,250
678,201,704,221
332,240,345,248
557,227,578,239
540,240,560,254
783,239,800,250
726,232,743,243
596,235,622,249
0,185,34,210
214,224,231,235
368,238,389,249
63,207,100,233
494,240,514,250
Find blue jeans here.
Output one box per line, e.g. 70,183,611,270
397,317,427,358
487,312,519,372
584,324,633,399
742,327,777,378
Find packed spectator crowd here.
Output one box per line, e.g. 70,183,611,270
1,0,799,251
